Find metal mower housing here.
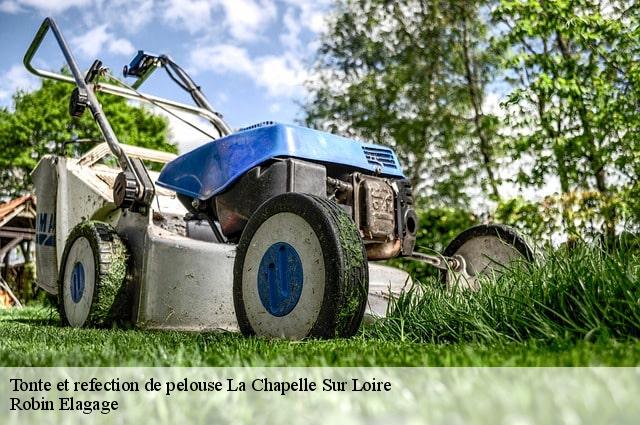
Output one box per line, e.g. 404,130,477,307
26,17,414,335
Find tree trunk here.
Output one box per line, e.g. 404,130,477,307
460,14,500,201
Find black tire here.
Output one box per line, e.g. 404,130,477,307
440,224,534,287
233,193,368,339
58,221,129,327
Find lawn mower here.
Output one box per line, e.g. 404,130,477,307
25,18,534,339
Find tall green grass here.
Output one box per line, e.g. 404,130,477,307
366,243,640,343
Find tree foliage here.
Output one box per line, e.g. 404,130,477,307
305,0,503,206
494,0,640,237
306,0,640,241
0,78,176,197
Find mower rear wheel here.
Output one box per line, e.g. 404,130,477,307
58,221,128,327
441,224,534,290
233,193,368,339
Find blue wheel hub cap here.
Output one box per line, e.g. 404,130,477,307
70,262,85,304
257,242,303,317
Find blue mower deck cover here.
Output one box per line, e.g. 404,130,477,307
157,122,405,200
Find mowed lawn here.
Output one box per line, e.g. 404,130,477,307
0,306,639,366
1,243,639,367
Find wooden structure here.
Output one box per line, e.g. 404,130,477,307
0,195,36,307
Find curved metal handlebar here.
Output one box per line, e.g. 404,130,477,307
24,18,86,87
24,17,129,167
23,17,231,138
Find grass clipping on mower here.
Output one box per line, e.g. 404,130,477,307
334,212,367,337
97,237,128,325
76,221,129,327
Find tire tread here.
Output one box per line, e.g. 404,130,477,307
58,221,128,327
233,193,368,339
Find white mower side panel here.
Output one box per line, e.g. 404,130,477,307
32,156,59,294
136,224,238,331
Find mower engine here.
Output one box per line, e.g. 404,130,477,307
216,162,416,260
160,122,418,261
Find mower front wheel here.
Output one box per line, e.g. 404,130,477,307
233,193,368,339
58,221,129,327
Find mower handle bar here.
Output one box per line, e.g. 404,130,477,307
23,17,231,140
24,17,133,171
